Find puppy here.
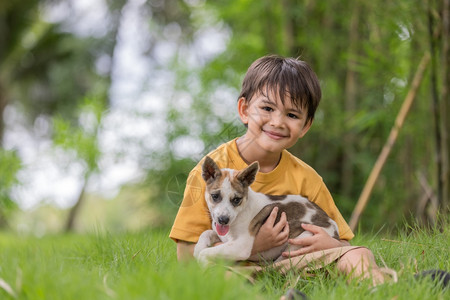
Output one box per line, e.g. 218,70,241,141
193,156,340,264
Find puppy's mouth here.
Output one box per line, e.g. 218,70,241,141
214,222,229,236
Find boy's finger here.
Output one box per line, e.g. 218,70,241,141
273,222,289,245
278,222,290,238
282,221,290,233
275,231,289,245
301,223,322,234
287,236,313,246
274,212,287,231
280,211,287,222
282,246,312,257
265,207,279,226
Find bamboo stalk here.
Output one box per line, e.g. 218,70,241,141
349,52,431,231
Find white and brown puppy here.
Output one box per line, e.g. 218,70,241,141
193,156,339,265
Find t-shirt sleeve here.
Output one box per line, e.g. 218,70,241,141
169,169,212,243
311,182,354,241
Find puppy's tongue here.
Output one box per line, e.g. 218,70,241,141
215,223,229,236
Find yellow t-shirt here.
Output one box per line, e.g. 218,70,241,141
169,138,354,243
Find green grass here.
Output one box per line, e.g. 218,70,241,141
0,222,449,300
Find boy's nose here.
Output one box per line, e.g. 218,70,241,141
269,112,284,127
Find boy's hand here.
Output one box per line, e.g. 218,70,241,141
252,207,289,255
281,223,343,257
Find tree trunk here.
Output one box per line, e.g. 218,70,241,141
0,80,7,146
427,0,444,213
0,210,8,228
64,0,127,233
441,0,450,212
341,3,360,197
0,81,8,227
263,0,277,54
281,0,295,55
65,178,87,232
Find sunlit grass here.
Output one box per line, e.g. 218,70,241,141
0,221,448,299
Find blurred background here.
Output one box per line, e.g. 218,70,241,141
0,0,448,236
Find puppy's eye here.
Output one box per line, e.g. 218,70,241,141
211,193,221,202
231,197,242,206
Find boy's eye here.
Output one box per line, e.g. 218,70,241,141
230,197,242,206
287,113,299,119
261,106,273,112
211,193,221,202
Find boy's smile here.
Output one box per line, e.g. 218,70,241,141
263,129,288,140
237,91,312,169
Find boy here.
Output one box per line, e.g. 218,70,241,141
170,55,390,285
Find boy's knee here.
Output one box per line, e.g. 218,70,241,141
338,248,394,286
348,247,374,258
339,247,375,266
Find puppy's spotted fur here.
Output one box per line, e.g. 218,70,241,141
193,156,339,264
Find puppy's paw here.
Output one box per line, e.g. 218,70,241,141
203,229,218,240
194,230,217,258
197,250,213,267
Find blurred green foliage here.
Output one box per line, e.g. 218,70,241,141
0,1,108,129
52,97,105,173
147,0,448,230
0,149,21,225
0,0,448,232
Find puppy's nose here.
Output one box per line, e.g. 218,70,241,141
218,215,229,225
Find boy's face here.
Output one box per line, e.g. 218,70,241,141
238,90,312,154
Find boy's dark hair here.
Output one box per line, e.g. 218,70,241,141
238,55,321,123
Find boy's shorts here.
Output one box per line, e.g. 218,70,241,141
230,246,364,275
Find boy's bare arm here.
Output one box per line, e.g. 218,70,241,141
282,223,351,257
252,209,351,258
177,241,195,261
340,239,351,246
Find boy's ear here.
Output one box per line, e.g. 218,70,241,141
237,97,249,125
299,119,313,138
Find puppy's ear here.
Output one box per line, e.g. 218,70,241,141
237,161,259,187
202,156,222,183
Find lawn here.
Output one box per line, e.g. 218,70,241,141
0,222,449,299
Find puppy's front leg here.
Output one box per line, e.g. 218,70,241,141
193,230,221,259
197,238,254,265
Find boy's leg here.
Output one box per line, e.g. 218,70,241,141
336,247,392,286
